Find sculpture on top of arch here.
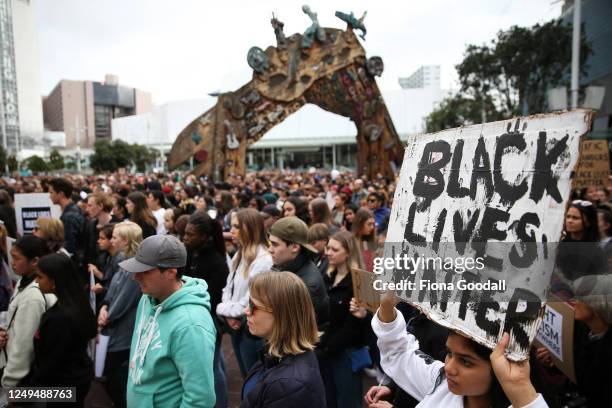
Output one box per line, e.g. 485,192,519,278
168,6,405,180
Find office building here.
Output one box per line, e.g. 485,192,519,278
399,65,441,89
0,0,44,155
43,75,152,149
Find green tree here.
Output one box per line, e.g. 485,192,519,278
456,19,592,118
425,94,503,133
48,149,65,171
7,156,17,172
89,140,116,172
24,155,49,174
89,139,157,172
130,144,158,172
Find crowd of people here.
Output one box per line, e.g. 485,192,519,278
0,170,607,407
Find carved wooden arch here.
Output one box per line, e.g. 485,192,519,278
168,19,404,180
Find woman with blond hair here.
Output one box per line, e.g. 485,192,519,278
33,217,69,256
216,208,273,377
241,271,325,407
319,230,369,408
97,221,142,408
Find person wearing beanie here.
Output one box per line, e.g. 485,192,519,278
571,274,612,407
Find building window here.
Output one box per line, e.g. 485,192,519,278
94,104,111,138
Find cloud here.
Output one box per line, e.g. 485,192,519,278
36,0,562,103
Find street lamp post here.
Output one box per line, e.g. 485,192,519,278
571,0,582,109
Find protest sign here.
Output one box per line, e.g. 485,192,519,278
380,109,593,360
534,295,576,382
572,139,610,189
351,268,380,313
14,193,62,236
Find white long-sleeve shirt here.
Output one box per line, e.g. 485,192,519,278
371,310,548,408
216,245,272,319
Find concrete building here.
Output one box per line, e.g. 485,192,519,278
43,75,152,150
562,0,612,139
399,65,441,89
0,0,44,155
112,86,448,171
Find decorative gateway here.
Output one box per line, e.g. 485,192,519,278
380,109,594,360
168,6,404,180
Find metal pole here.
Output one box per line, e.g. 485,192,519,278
332,144,337,169
0,87,8,175
75,116,82,173
571,0,581,109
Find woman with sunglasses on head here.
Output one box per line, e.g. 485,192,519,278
216,208,273,378
372,292,549,408
25,253,97,407
240,271,325,408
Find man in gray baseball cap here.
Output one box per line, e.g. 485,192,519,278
122,234,217,407
268,217,329,328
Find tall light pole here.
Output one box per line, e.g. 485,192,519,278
72,116,86,173
571,0,582,109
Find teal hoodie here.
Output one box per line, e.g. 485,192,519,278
127,276,216,408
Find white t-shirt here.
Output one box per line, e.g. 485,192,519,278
153,208,166,235
371,311,548,408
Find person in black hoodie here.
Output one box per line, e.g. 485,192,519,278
27,253,97,407
182,209,230,408
268,217,329,329
241,271,325,408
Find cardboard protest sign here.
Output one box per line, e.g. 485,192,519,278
380,109,593,360
15,193,62,236
534,295,576,383
572,139,610,189
351,268,380,313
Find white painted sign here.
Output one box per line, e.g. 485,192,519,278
536,305,563,361
14,193,62,236
383,109,593,360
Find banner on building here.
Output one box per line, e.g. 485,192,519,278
572,139,610,189
15,194,62,236
380,109,593,360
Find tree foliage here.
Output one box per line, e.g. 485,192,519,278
48,149,65,171
426,19,592,132
89,139,158,172
23,155,48,174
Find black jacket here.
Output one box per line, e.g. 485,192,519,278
22,304,93,387
183,243,229,316
274,251,329,329
574,323,612,407
241,350,325,408
318,270,368,356
60,202,85,257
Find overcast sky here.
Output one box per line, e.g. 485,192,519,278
37,0,563,105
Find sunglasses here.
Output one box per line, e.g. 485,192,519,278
248,298,272,314
368,198,378,203
572,199,593,207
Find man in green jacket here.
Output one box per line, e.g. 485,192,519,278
121,234,216,407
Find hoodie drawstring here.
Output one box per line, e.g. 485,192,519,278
130,300,163,385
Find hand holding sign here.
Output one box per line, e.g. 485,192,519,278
491,333,538,408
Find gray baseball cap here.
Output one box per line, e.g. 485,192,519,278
120,234,187,273
269,216,318,253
